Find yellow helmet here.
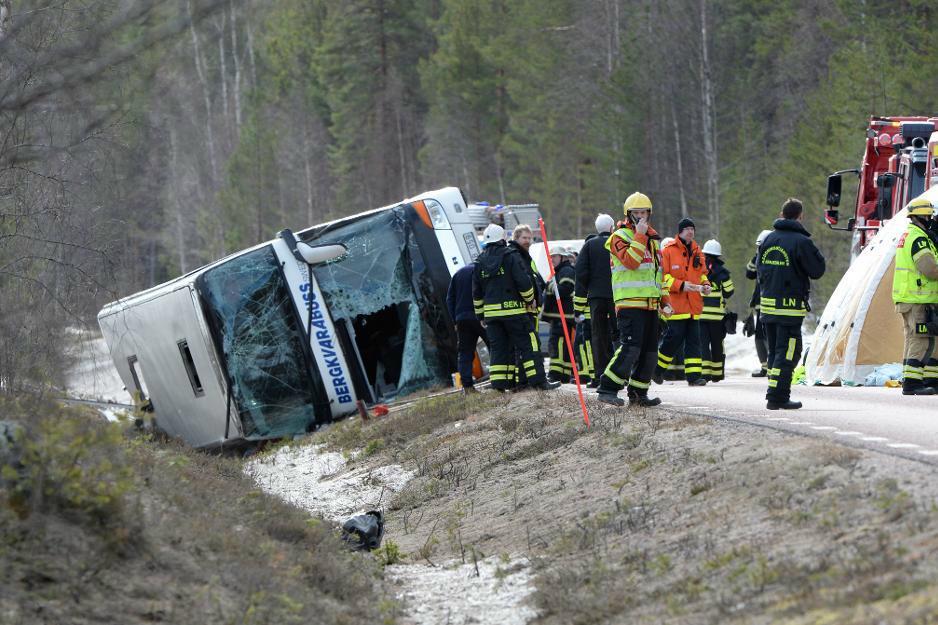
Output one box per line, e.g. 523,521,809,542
623,191,653,215
907,197,936,217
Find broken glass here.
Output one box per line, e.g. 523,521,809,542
309,209,449,399
197,246,326,438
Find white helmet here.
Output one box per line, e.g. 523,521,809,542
482,224,505,245
756,229,773,247
702,239,722,256
595,213,615,233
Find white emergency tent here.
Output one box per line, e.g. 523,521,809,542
805,185,938,385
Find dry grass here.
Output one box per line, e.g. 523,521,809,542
0,396,394,625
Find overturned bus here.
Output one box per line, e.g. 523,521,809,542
99,187,527,448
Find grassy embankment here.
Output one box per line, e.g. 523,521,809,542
317,390,938,624
0,397,394,625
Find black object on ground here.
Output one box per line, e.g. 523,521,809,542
342,510,384,551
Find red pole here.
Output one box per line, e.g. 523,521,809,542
538,218,590,428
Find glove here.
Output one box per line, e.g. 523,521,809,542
661,304,673,318
574,314,586,324
742,312,755,337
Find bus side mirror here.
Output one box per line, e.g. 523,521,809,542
826,174,842,207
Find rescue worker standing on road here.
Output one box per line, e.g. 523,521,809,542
892,197,938,395
543,246,576,383
700,239,734,382
446,261,489,393
654,218,711,386
744,230,773,377
597,192,672,407
757,198,826,409
574,214,617,388
473,224,561,392
509,224,545,389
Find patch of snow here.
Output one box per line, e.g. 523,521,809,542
724,322,813,376
246,444,414,521
246,444,539,625
387,557,538,625
64,330,131,404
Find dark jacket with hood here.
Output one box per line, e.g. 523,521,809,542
573,231,613,314
509,240,545,309
472,241,536,319
756,218,826,324
543,259,575,321
701,256,734,321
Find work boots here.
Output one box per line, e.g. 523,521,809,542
902,385,936,396
534,380,562,391
596,391,625,407
751,368,768,377
766,400,802,410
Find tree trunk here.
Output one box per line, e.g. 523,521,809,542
230,0,242,130
671,99,688,218
217,12,229,137
187,0,219,187
0,0,11,43
699,0,719,236
169,127,188,274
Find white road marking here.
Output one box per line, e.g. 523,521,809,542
833,431,864,436
788,421,815,425
917,450,938,456
886,443,922,449
860,437,890,442
766,417,792,421
810,426,837,431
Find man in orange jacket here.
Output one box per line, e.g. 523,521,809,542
654,217,711,386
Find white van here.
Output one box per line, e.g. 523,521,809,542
98,187,495,448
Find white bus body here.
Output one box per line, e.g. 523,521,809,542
98,187,492,448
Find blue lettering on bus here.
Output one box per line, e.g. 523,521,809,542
298,279,353,405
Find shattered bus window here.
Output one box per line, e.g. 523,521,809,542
197,246,325,438
310,209,449,400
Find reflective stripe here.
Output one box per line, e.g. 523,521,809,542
628,379,650,390
786,337,797,361
530,332,539,352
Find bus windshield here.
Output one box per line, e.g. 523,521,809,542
197,246,327,438
308,207,451,400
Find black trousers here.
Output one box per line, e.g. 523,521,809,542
456,319,488,388
573,318,594,382
589,298,617,379
754,310,768,369
700,320,726,382
514,314,542,386
657,318,703,382
547,317,574,382
599,308,658,395
765,321,803,402
488,315,545,390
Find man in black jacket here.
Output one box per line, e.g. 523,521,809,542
574,214,616,387
542,246,576,383
473,224,560,392
744,229,772,376
756,198,826,409
446,261,488,393
510,224,545,388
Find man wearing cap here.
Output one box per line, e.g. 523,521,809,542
597,192,671,407
757,198,826,409
473,224,560,392
542,245,577,383
654,217,711,386
892,197,938,395
574,214,616,388
700,239,734,382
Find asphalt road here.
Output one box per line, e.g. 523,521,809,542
573,376,938,466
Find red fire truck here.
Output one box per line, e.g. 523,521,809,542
825,116,938,259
